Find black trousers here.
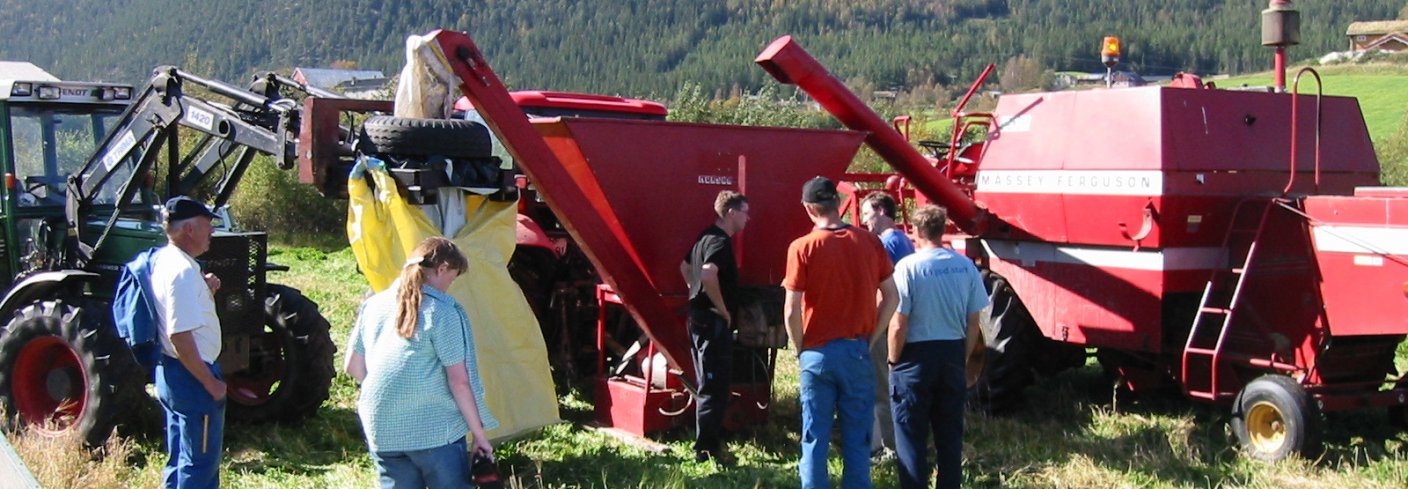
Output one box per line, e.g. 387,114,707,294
891,339,966,489
688,308,732,454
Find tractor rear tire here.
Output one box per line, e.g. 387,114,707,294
1231,374,1322,461
225,285,335,423
968,271,1040,414
361,115,492,158
0,299,154,447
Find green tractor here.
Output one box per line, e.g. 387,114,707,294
0,65,336,446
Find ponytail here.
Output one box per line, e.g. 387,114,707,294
394,237,469,339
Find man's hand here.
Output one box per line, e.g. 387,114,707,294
171,331,225,401
700,263,731,325
203,273,221,292
784,289,805,354
204,378,228,401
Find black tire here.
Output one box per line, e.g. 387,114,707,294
508,245,557,333
0,299,155,447
360,115,492,158
1230,374,1322,461
508,246,568,376
1390,379,1408,430
225,285,335,423
968,271,1039,414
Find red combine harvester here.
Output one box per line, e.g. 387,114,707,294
758,1,1408,461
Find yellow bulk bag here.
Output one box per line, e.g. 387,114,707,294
347,164,559,441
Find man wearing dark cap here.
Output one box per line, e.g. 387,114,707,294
151,196,226,488
783,176,899,489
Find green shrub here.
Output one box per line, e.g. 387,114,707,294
1381,111,1408,186
668,82,838,129
227,155,348,239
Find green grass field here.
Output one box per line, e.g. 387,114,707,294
11,245,1408,488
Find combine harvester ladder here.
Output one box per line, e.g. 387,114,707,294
1183,197,1281,401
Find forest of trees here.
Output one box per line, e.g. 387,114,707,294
0,0,1401,100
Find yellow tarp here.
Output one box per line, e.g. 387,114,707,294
347,164,560,441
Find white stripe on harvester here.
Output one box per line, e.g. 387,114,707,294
981,240,1226,271
1311,226,1408,255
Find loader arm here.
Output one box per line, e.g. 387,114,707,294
62,66,330,266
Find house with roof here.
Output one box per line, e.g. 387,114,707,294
291,67,390,99
1346,20,1408,53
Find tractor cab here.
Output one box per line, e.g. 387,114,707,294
0,73,134,284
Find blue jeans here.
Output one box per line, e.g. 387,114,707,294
370,436,473,489
890,340,966,489
156,358,225,489
799,338,875,489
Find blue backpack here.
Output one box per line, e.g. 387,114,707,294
113,247,163,374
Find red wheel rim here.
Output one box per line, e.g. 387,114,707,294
12,336,86,430
226,326,287,406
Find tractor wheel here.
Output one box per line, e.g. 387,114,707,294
225,285,335,423
968,271,1040,414
0,299,153,447
360,115,492,158
1230,374,1322,461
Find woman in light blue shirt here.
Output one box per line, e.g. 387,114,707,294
345,237,497,488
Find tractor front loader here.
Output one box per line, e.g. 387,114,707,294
0,66,338,446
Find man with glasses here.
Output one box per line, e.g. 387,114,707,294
679,190,750,464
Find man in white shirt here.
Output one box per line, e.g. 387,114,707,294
151,196,225,489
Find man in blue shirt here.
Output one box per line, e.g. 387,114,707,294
887,205,988,489
861,192,915,263
861,191,914,459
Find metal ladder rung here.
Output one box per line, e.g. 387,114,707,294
1183,197,1278,401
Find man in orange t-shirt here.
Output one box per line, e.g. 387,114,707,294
783,176,899,489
